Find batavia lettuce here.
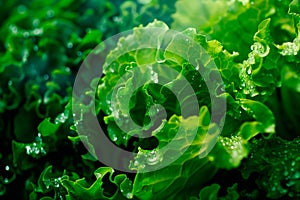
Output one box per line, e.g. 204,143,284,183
0,0,300,199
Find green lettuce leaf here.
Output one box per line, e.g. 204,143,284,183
61,167,133,200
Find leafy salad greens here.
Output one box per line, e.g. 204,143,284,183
1,0,300,199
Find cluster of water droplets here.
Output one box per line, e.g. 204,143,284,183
149,66,159,83
239,42,269,97
54,110,69,124
125,192,133,199
44,177,62,189
219,136,244,165
9,24,43,39
131,149,163,170
248,138,300,197
0,152,15,193
0,164,16,186
25,133,47,159
279,37,300,56
43,176,66,200
276,143,300,196
7,9,46,64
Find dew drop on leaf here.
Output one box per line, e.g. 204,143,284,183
33,28,43,35
33,45,39,51
0,164,16,184
9,25,18,34
23,32,29,38
247,66,252,75
17,5,27,14
280,42,299,56
67,42,73,48
47,10,55,18
77,51,82,56
32,19,40,27
111,133,118,142
126,192,133,199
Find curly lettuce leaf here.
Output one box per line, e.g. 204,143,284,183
190,183,239,200
130,108,219,199
93,19,278,199
173,0,292,60
61,167,133,200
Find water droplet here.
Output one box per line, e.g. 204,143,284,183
65,67,70,72
126,192,133,199
23,32,29,38
44,179,51,189
33,45,39,51
17,5,27,13
111,133,118,142
9,25,18,34
32,19,40,27
47,10,55,18
112,16,124,25
67,42,73,48
43,74,49,80
33,28,43,35
247,66,252,75
77,51,82,56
